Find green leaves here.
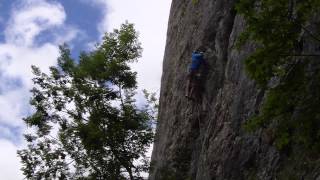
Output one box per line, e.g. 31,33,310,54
19,23,156,179
237,0,320,154
236,0,303,87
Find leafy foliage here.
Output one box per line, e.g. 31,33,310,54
236,0,320,152
18,23,156,179
192,0,199,5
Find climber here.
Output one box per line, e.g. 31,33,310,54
185,48,205,100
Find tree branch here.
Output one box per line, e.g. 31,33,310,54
280,54,320,57
300,25,320,43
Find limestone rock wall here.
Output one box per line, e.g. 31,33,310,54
149,0,320,179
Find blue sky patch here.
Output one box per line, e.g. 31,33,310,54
60,0,103,38
0,75,23,94
0,0,17,42
0,0,105,58
51,0,105,58
0,123,22,143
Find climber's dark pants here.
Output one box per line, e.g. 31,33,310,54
186,69,200,99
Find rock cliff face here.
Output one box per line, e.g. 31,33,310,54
149,0,320,180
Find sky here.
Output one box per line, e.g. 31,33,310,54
0,0,171,179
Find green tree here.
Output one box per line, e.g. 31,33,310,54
236,0,320,152
18,23,156,179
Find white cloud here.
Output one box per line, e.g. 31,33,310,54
5,0,66,47
0,0,79,178
0,44,60,129
98,0,172,92
0,0,79,128
0,43,59,85
0,88,30,127
53,26,82,46
0,140,24,180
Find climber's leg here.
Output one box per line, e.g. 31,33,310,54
186,71,195,99
185,73,191,98
192,73,202,101
189,83,195,99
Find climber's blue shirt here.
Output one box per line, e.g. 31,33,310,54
190,52,204,71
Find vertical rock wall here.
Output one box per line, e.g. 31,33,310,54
150,0,320,179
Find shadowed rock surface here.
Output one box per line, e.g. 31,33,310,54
149,0,320,179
